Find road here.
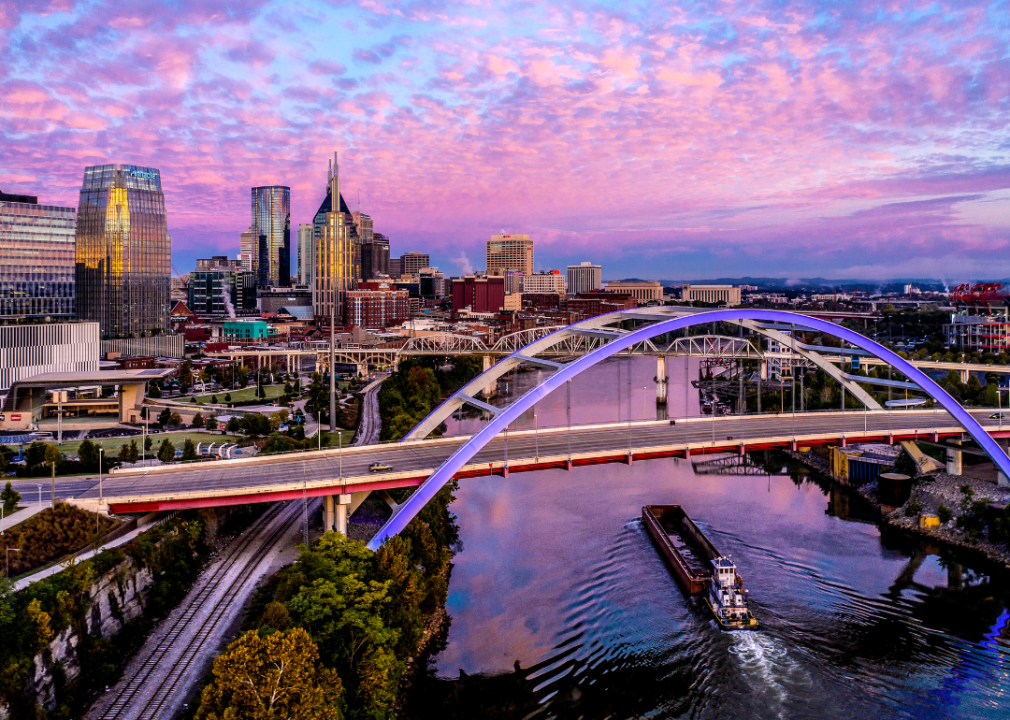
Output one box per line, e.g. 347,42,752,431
86,499,313,720
55,408,1005,510
354,374,386,447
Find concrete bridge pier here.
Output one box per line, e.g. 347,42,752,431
655,355,668,406
482,355,497,399
997,438,1010,487
946,439,963,476
322,493,353,534
959,368,969,384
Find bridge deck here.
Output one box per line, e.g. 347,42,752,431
66,409,1009,513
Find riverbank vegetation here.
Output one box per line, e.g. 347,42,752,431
196,480,461,719
0,513,208,718
378,358,483,442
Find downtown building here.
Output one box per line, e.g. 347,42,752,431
487,233,533,276
312,153,360,328
567,261,602,296
297,223,313,286
0,189,77,322
188,256,258,317
0,189,98,391
251,186,291,287
345,280,410,329
75,164,171,340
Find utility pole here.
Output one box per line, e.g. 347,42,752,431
329,151,339,434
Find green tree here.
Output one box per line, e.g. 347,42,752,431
144,435,153,452
191,412,205,429
195,628,342,720
205,416,218,432
78,438,99,468
25,441,46,469
182,438,198,461
169,412,183,426
1,481,21,515
226,416,242,433
158,407,172,427
118,440,139,464
147,382,162,399
157,438,176,463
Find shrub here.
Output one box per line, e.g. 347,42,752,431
938,503,953,524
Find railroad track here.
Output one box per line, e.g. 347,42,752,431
94,499,313,720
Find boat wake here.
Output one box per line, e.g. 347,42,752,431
728,631,811,719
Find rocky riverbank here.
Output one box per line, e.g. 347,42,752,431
790,448,1010,570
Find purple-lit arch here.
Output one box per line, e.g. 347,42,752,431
367,309,1006,550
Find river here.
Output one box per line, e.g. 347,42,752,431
408,357,1010,720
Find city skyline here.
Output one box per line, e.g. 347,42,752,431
1,1,1009,280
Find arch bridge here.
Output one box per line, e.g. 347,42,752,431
365,308,1010,550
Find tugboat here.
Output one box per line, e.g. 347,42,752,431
642,505,759,631
704,556,759,630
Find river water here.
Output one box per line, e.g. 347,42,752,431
409,358,1010,720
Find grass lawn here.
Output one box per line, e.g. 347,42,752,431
187,385,287,404
15,431,245,457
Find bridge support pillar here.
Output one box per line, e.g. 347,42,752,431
335,494,351,535
323,495,335,532
565,459,573,471
959,369,969,384
482,356,496,399
946,440,963,476
997,439,1010,487
655,356,668,406
356,363,367,378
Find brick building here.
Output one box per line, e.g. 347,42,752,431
345,281,410,329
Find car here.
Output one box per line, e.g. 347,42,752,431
369,462,393,473
990,412,1007,419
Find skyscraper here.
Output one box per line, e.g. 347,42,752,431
567,261,602,295
361,233,390,280
297,223,314,286
75,164,171,338
239,226,256,273
0,190,76,322
487,233,533,275
313,152,360,324
251,186,291,288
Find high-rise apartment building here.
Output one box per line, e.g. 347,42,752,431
297,223,313,287
0,190,77,322
487,233,533,275
514,270,566,294
353,212,373,243
75,164,171,338
239,227,256,273
361,234,390,280
313,153,360,325
567,261,602,295
251,186,291,288
188,264,257,317
400,252,430,276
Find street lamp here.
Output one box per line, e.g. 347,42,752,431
6,547,19,578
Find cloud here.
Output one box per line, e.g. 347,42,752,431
0,0,1008,281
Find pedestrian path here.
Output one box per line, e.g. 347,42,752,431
12,513,172,592
0,501,46,533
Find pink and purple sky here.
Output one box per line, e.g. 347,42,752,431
1,0,1008,281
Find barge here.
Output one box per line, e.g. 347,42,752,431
643,505,758,630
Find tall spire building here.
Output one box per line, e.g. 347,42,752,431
312,152,360,324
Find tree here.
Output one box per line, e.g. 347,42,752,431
205,416,219,432
25,441,47,469
226,416,242,433
1,481,21,515
225,392,232,402
144,435,153,452
158,408,172,427
238,366,250,388
157,438,176,463
195,628,342,720
169,412,183,426
78,439,99,468
191,412,205,429
118,440,139,464
182,438,198,462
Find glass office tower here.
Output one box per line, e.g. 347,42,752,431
75,164,171,338
0,190,76,322
251,186,291,287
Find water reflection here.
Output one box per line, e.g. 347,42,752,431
410,447,1010,720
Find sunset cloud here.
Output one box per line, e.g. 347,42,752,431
1,0,1008,280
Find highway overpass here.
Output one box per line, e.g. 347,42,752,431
67,408,1005,516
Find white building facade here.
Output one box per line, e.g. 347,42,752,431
0,322,99,391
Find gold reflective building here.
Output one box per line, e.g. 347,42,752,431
75,165,171,339
313,152,360,324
